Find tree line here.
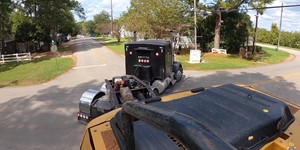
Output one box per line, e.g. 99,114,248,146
77,0,274,54
257,23,300,49
0,0,84,53
2,0,283,54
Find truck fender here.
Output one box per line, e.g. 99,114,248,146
172,62,183,81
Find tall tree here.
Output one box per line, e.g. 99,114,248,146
0,0,14,54
85,20,95,35
207,0,274,49
120,0,190,39
93,11,111,35
270,23,279,45
94,11,110,25
113,20,122,42
19,0,85,41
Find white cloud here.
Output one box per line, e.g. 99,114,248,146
75,0,130,21
249,0,300,32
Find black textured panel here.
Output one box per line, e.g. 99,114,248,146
148,84,294,149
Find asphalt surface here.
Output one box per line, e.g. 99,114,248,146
1,38,300,150
0,38,124,150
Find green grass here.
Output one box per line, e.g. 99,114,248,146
0,57,73,87
256,47,290,64
95,37,127,55
58,45,70,52
178,47,290,70
95,38,290,71
257,43,300,51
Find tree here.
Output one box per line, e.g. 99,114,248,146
0,0,14,54
94,11,110,25
95,23,111,36
10,11,27,34
19,0,85,42
221,12,251,53
85,20,96,35
206,0,274,49
270,23,279,45
199,11,251,53
113,20,122,42
120,0,190,39
93,11,111,36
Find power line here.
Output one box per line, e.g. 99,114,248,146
219,4,300,13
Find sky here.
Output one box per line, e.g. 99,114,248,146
76,0,130,21
76,0,300,32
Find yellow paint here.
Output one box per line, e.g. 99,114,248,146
80,108,120,150
248,136,254,141
93,50,106,64
263,109,269,113
87,43,106,63
161,91,195,102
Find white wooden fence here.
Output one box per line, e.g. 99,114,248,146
0,53,32,63
211,48,227,55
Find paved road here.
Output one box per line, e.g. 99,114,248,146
1,39,300,150
0,38,124,150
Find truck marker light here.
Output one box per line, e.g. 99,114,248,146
129,51,132,55
146,60,149,63
138,59,141,62
156,52,159,56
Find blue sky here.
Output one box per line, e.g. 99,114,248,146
77,0,300,32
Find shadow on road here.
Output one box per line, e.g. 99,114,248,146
1,70,300,149
172,71,300,105
0,80,100,150
73,38,103,52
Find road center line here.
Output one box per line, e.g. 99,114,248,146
73,64,107,69
86,42,106,64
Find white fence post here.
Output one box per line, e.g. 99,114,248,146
1,55,4,63
16,53,19,62
28,52,32,61
1,53,32,63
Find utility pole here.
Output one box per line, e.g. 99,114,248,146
276,3,283,51
252,11,259,55
194,0,197,50
111,0,113,35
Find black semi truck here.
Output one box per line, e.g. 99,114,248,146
78,40,183,123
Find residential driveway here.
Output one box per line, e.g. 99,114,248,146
0,38,124,150
0,39,300,150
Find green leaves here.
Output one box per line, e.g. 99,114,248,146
0,0,14,40
120,0,191,39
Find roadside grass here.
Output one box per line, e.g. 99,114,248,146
58,44,70,52
257,43,300,51
0,57,73,87
95,37,128,55
95,38,290,71
256,47,290,64
178,47,290,70
0,41,74,87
